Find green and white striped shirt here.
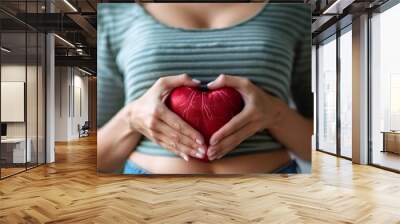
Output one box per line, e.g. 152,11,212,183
98,3,312,157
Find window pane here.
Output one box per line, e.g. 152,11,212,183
371,3,400,171
1,30,28,177
27,30,38,169
318,36,337,154
340,28,352,158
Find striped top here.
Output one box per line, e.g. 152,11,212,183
97,3,312,157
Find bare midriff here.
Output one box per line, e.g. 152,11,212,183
128,149,291,174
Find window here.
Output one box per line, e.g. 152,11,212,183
0,1,47,179
390,75,400,130
316,25,353,159
339,27,352,158
370,2,400,171
317,35,337,154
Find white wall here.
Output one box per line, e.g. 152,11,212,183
54,66,89,141
72,72,89,138
1,65,26,137
1,65,41,137
1,82,25,122
55,67,69,141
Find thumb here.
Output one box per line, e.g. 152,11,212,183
207,74,243,90
159,74,200,91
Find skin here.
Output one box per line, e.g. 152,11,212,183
207,74,312,161
141,3,270,30
98,74,206,172
97,3,313,173
126,74,206,161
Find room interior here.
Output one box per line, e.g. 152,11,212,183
0,0,97,179
0,20,46,177
312,0,400,172
0,0,399,222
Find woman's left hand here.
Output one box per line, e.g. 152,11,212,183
206,74,287,161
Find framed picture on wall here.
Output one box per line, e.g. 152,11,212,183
1,81,25,122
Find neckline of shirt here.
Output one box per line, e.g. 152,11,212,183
135,3,269,32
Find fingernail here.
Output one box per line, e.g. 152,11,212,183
207,149,214,157
195,138,203,145
197,147,205,154
210,139,218,146
195,152,203,159
207,81,215,87
180,153,189,162
192,78,201,84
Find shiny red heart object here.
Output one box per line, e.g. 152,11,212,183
166,86,244,161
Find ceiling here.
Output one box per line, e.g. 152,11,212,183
311,0,390,43
1,32,45,65
0,0,97,74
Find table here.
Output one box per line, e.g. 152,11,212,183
381,131,400,154
1,138,32,164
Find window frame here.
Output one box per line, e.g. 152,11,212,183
367,0,400,173
315,22,353,161
0,0,48,180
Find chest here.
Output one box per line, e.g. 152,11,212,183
141,4,267,30
116,21,298,103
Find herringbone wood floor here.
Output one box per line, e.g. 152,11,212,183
0,135,400,224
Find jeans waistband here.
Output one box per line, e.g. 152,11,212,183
123,159,299,174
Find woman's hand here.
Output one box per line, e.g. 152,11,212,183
206,74,287,161
127,74,206,161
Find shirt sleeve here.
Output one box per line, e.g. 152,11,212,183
97,5,125,127
290,5,313,119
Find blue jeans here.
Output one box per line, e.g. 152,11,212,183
123,159,299,174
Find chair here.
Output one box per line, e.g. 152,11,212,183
79,121,90,138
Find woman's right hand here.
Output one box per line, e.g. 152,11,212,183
126,74,206,161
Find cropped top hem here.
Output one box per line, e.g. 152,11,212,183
135,146,285,158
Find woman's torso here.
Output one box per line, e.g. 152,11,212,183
98,3,311,172
129,149,291,174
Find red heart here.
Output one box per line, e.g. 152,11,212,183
166,86,244,161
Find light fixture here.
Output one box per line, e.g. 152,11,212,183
76,48,85,55
63,0,78,12
1,47,11,53
322,0,354,15
78,67,93,76
54,34,75,48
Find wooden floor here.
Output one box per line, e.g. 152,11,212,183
0,135,400,224
1,163,45,178
1,167,26,178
